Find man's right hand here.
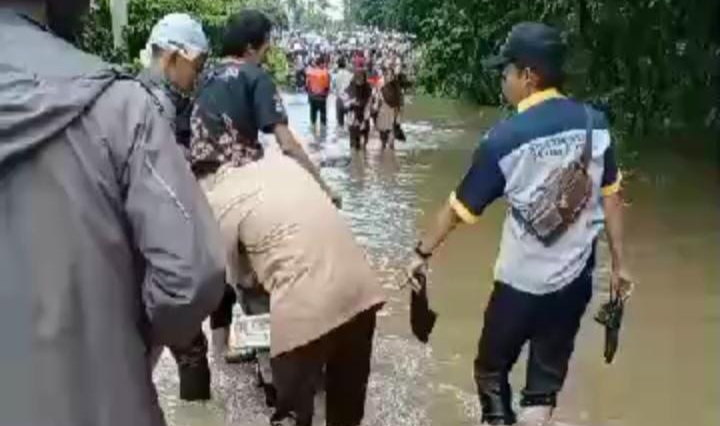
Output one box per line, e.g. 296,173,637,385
405,255,429,293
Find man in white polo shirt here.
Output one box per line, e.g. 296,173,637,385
407,22,632,426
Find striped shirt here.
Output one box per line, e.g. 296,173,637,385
450,89,621,294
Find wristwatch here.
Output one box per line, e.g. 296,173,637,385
414,242,432,260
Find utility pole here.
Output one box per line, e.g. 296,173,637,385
109,0,128,48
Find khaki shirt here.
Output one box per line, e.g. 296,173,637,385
201,153,385,356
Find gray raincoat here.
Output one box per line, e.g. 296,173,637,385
0,10,225,426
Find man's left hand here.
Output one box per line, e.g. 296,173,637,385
329,191,342,209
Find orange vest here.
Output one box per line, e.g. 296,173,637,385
368,75,382,88
306,67,330,96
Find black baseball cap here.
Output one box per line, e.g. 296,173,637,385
483,22,566,73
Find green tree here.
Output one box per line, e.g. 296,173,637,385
349,0,719,137
78,0,129,64
290,0,333,30
79,0,290,83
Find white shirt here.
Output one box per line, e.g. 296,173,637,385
332,68,354,97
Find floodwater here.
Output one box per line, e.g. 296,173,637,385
153,93,720,426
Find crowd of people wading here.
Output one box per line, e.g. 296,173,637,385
278,28,416,150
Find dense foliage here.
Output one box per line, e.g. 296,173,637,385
347,0,719,137
287,0,333,30
79,0,290,82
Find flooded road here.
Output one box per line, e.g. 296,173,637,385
154,93,720,426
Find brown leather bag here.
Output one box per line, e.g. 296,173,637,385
512,106,594,246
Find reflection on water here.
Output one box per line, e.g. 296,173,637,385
154,334,434,426
155,92,720,426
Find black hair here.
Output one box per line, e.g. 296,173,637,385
221,10,273,57
337,57,347,69
514,59,565,89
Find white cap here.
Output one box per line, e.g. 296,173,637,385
145,13,209,61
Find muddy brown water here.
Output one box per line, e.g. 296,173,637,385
153,93,720,426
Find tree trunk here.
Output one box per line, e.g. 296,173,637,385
109,0,128,49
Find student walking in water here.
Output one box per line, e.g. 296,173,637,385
306,56,331,129
375,67,404,150
332,57,354,127
407,22,632,426
344,69,373,150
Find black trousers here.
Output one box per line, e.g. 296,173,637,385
474,269,593,425
209,284,237,330
295,70,305,90
379,130,392,149
309,96,328,126
167,285,237,401
335,97,345,127
270,309,377,426
349,125,369,150
168,332,211,401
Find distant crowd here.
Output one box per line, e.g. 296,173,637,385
276,28,415,150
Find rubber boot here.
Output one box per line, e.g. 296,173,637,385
476,378,516,425
178,359,211,401
172,333,212,401
516,406,553,426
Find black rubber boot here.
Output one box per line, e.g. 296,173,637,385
178,359,211,401
477,379,516,425
256,350,276,407
172,332,212,402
